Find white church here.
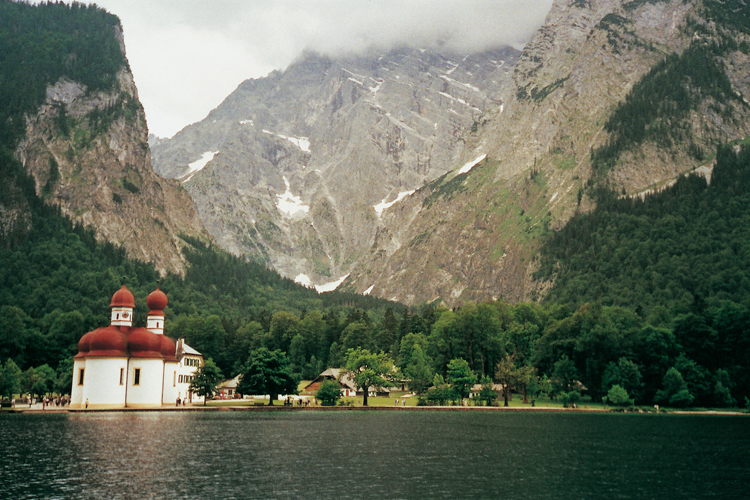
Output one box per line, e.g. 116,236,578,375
70,285,204,409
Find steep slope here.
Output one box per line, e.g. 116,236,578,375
0,1,209,275
150,47,519,286
344,0,750,305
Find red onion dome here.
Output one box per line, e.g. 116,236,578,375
159,335,177,361
76,326,128,357
110,285,135,308
146,288,168,314
128,328,164,358
75,331,93,358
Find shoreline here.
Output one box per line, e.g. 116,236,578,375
2,405,746,416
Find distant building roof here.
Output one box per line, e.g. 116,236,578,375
218,375,241,390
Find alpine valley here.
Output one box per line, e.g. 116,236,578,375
150,0,750,306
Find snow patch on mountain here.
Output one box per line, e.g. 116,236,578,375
373,190,416,218
457,154,486,175
294,273,312,287
276,176,310,216
182,150,218,183
315,274,349,293
262,129,310,152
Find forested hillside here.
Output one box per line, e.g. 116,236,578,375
535,143,750,406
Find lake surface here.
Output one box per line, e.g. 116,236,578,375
1,410,748,499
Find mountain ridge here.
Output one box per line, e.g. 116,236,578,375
150,46,520,286
343,0,750,305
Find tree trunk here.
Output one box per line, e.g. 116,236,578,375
504,386,510,407
268,392,276,405
362,389,368,406
522,384,529,404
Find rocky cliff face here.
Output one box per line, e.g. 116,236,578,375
343,0,750,305
150,47,519,287
15,26,208,275
151,0,750,305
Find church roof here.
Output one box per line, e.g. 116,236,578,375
75,326,177,360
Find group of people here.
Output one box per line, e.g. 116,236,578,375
284,397,313,406
15,395,71,409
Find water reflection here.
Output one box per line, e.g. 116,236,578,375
1,411,748,499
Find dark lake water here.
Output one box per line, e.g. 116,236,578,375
1,410,748,499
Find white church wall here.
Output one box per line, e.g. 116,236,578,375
126,359,164,407
84,357,128,408
70,358,86,408
162,361,180,404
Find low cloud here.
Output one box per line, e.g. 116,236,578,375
93,0,553,137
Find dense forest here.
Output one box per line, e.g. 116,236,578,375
2,1,749,409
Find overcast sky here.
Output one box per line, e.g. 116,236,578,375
91,1,554,138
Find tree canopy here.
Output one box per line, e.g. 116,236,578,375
236,348,298,405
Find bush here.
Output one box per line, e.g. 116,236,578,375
316,380,342,406
606,384,631,406
560,390,581,408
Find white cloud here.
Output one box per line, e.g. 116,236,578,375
91,0,553,138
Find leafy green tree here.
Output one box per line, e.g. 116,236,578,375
446,358,477,404
0,306,30,365
23,364,56,398
269,311,300,352
0,358,22,401
655,367,694,407
54,358,73,395
713,369,736,407
375,307,398,353
397,333,429,370
476,375,498,406
343,348,395,406
425,374,452,405
236,348,297,405
552,355,579,395
495,354,517,406
404,343,434,395
674,354,711,406
606,384,631,406
601,357,644,402
560,390,581,408
189,358,224,406
316,379,342,406
22,367,45,398
288,333,308,378
300,311,325,359
340,320,373,352
328,341,344,368
46,310,85,367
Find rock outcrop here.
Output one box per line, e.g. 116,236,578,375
15,25,209,275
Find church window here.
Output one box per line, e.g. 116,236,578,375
134,368,141,386
78,368,84,385
119,368,124,385
173,371,176,387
